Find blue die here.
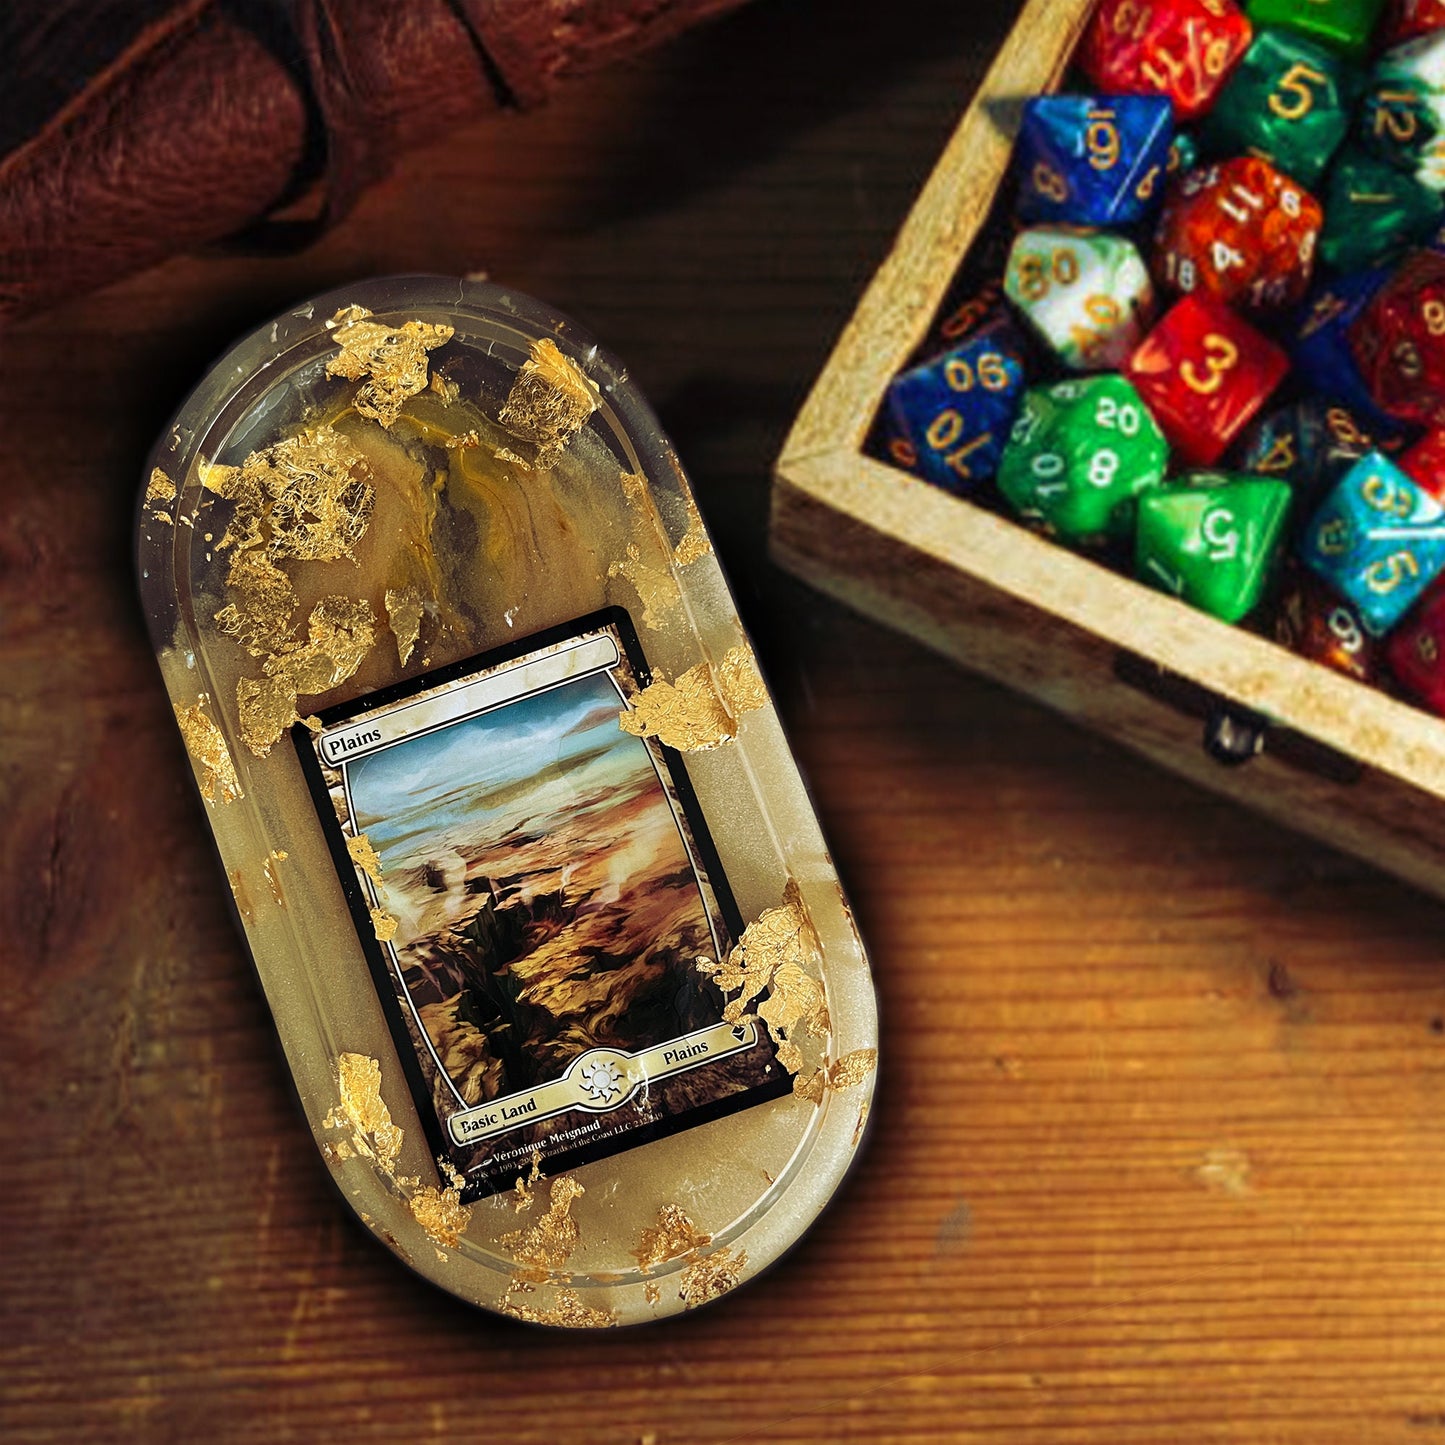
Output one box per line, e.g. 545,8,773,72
1015,94,1174,228
1289,271,1414,448
884,316,1027,493
1299,452,1445,635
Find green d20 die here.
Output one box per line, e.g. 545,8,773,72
1247,0,1386,60
996,375,1170,545
1135,474,1294,622
1202,28,1355,188
1320,145,1444,272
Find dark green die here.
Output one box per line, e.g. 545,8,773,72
1246,0,1386,60
996,375,1169,545
1320,145,1443,272
1135,473,1293,622
1359,33,1445,191
1203,28,1355,188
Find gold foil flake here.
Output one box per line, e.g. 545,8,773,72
496,338,599,467
214,550,297,656
620,663,734,751
327,1053,404,1175
205,428,373,565
513,1149,543,1212
430,371,460,405
608,543,681,629
632,1205,712,1273
618,645,765,753
697,882,820,1026
852,1101,871,1149
794,1069,826,1105
173,695,243,806
228,867,254,923
443,430,481,450
717,645,766,716
326,306,454,427
347,832,385,887
500,1176,584,1282
679,1246,748,1309
409,1180,472,1248
757,961,830,1051
384,586,425,667
370,907,399,943
828,1048,878,1090
673,495,711,566
262,850,287,907
238,596,376,755
644,1281,661,1308
146,467,176,504
500,1288,617,1328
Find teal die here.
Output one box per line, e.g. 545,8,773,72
1246,0,1386,59
1202,28,1355,188
1004,229,1155,371
997,376,1169,544
1299,450,1445,632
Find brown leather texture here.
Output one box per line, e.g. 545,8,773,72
0,0,749,327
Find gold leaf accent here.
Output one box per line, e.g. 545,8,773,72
326,305,454,427
325,1053,403,1175
679,1246,748,1309
644,1281,661,1307
384,586,425,667
756,961,829,1049
608,542,680,629
430,371,460,405
673,495,711,566
852,1101,871,1149
237,596,376,755
696,881,819,1026
828,1048,878,1090
618,646,764,753
513,1148,543,1213
793,1069,825,1104
208,428,373,562
409,1179,472,1248
500,1288,617,1328
497,338,599,468
500,1176,585,1283
370,907,399,943
347,832,385,887
173,695,242,806
145,467,176,504
632,1204,712,1273
213,550,297,657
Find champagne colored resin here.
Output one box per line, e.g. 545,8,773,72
137,277,878,1327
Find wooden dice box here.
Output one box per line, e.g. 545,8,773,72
770,0,1445,901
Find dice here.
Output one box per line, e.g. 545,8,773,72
1126,292,1289,463
1237,397,1380,516
1135,472,1293,620
1319,146,1444,273
882,314,1028,492
1298,449,1445,631
1385,582,1445,707
1273,567,1383,681
1350,247,1445,427
1004,228,1156,369
1016,94,1175,227
1382,0,1445,46
996,375,1170,543
1247,0,1386,57
1399,426,1445,495
1359,33,1445,189
1155,156,1322,310
1080,0,1254,120
1290,269,1414,442
1202,28,1353,187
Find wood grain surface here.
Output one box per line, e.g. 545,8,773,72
6,2,1445,1440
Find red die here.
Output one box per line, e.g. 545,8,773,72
1400,429,1445,500
1080,0,1252,121
1274,569,1381,686
1351,250,1445,430
1155,157,1322,312
1386,585,1445,713
1383,0,1445,45
1125,293,1289,464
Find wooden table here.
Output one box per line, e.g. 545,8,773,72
6,2,1445,1439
